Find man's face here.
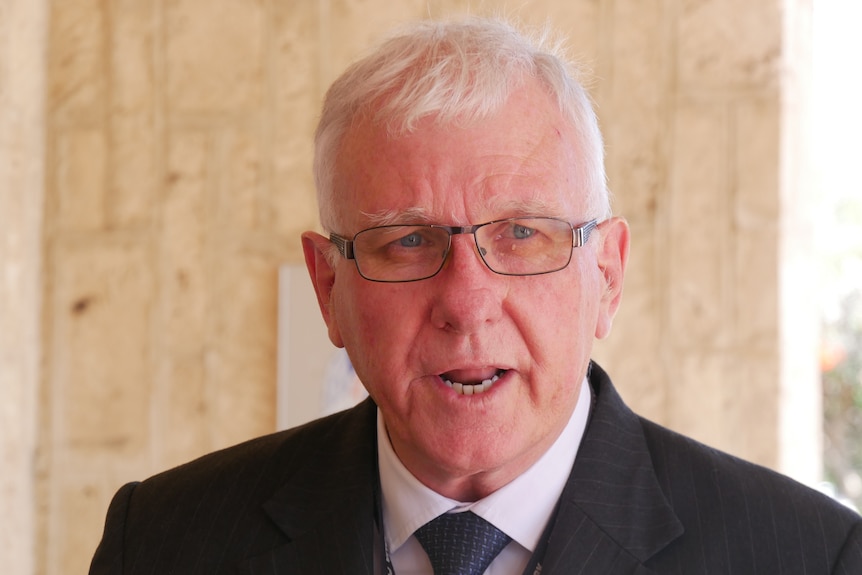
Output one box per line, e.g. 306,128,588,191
303,81,629,500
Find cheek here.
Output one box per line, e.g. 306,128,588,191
515,267,602,354
332,288,380,351
332,283,421,374
357,289,413,337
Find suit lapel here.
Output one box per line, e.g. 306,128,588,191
238,511,375,575
238,365,681,574
240,399,379,575
538,363,683,574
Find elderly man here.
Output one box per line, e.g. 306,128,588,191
90,17,861,575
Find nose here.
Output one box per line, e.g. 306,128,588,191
429,235,505,333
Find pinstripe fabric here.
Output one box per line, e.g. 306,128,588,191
90,402,379,575
539,363,862,574
90,362,862,574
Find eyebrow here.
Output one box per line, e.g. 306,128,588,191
360,207,432,227
359,197,568,227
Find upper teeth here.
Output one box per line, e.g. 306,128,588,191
442,373,501,395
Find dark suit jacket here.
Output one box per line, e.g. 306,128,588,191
90,363,862,574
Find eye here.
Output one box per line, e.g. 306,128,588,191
398,232,425,248
511,224,536,239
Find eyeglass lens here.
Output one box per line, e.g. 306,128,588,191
352,218,575,282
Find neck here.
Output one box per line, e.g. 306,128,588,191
391,427,564,502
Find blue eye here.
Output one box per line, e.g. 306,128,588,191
398,232,424,247
512,224,536,239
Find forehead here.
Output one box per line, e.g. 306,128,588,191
333,83,588,228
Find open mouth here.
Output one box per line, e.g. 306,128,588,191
441,369,505,396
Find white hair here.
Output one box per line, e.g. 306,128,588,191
313,17,610,232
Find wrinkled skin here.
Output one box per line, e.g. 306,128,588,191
303,81,630,501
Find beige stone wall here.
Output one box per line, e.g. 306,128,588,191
0,0,816,573
0,1,47,574
591,0,810,468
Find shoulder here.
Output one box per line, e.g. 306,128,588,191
90,399,379,574
639,414,853,520
585,362,861,571
639,415,861,567
135,398,378,497
110,399,378,529
589,361,857,525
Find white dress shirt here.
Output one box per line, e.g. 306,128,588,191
377,376,592,575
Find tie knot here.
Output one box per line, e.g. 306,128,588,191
414,511,512,575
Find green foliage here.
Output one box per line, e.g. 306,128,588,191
822,290,862,510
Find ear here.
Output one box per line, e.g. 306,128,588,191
594,217,630,340
301,231,345,348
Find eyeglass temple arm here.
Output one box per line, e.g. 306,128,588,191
330,234,355,259
575,219,599,247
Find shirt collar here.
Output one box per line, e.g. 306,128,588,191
377,376,592,553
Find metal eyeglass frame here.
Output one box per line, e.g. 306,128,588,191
329,217,599,283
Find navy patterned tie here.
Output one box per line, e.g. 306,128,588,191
414,511,512,575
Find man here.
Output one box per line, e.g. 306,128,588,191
90,17,861,574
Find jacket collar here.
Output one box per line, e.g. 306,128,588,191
240,398,380,575
537,362,683,574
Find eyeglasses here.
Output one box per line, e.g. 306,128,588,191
329,217,598,283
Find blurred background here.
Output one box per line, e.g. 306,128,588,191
1,0,859,573
813,0,862,514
